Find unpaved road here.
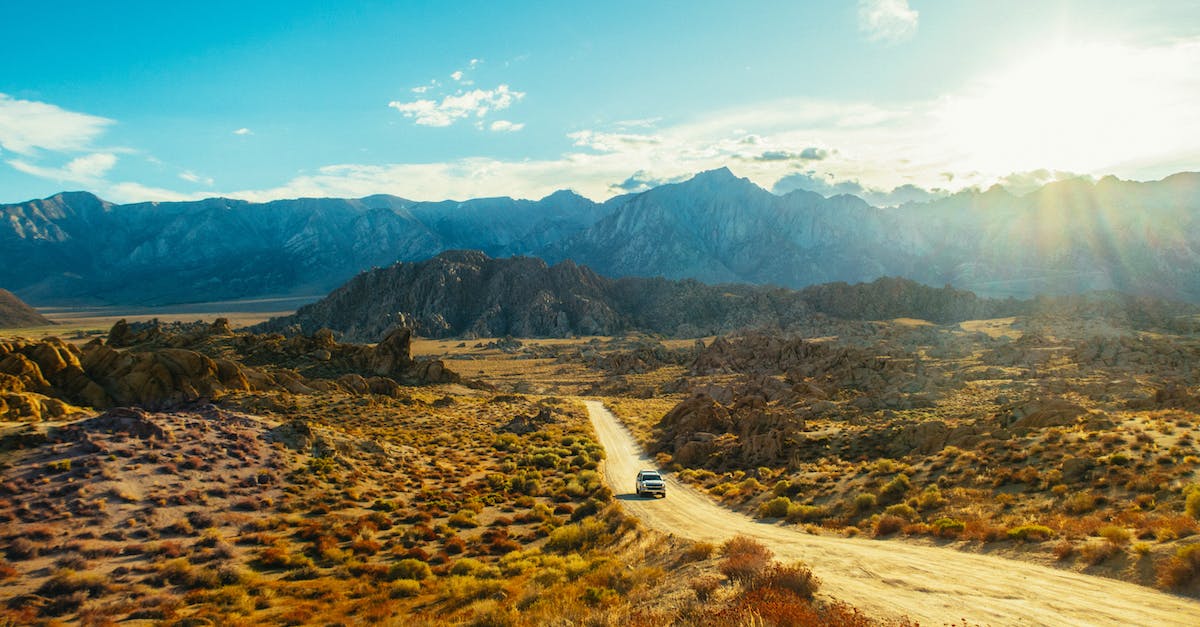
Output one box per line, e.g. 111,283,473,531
585,400,1200,626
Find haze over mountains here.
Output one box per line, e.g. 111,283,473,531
2,168,1198,306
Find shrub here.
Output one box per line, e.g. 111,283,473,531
1081,541,1119,565
719,536,773,584
1007,525,1054,542
878,474,911,504
388,558,432,581
1098,525,1131,546
1157,544,1200,590
852,493,877,512
917,485,945,510
1053,540,1075,561
682,541,717,562
786,504,828,523
391,579,421,598
6,537,38,560
883,504,918,521
753,561,821,600
759,496,792,519
1064,492,1097,514
690,574,722,601
1186,485,1200,520
451,558,484,576
931,517,965,536
37,568,108,597
545,520,607,553
449,510,480,528
874,515,906,536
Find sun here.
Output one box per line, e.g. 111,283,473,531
934,41,1198,180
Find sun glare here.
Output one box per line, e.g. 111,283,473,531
936,41,1199,179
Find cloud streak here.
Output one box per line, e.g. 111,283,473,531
8,152,117,185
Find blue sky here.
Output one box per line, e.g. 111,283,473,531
2,0,1198,204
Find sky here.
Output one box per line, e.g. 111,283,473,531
2,0,1199,205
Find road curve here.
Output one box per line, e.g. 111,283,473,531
585,400,1200,626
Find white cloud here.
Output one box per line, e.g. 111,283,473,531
568,130,661,152
469,58,481,68
490,120,525,132
233,127,253,136
0,93,114,155
450,70,464,81
858,0,919,44
388,84,525,127
106,181,211,203
8,152,117,184
179,170,215,186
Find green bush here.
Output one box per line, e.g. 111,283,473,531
388,558,432,581
852,492,877,512
1185,485,1200,519
545,520,607,553
1007,525,1054,542
878,474,911,504
883,503,918,521
390,579,421,598
759,496,792,519
931,517,965,536
785,504,828,523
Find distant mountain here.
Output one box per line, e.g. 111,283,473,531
547,168,1200,302
544,167,920,286
0,190,608,305
253,250,1027,341
894,173,1200,300
0,289,53,328
3,169,1199,306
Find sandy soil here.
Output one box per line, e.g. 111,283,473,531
585,400,1200,626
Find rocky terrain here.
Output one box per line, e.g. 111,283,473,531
0,319,907,626
0,289,53,328
0,319,458,423
254,250,1032,341
4,169,1199,306
594,311,1200,595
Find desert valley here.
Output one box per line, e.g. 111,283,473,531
4,2,1200,624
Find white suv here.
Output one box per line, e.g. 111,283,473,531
635,469,666,498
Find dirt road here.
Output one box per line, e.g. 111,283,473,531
585,400,1200,626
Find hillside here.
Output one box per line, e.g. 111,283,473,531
0,289,53,328
254,250,1032,341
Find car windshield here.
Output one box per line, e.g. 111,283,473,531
641,473,661,481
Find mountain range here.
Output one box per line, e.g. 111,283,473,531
2,168,1198,306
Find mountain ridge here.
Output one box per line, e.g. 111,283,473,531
4,169,1200,306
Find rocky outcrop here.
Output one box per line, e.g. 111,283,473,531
656,379,807,470
253,250,1036,342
